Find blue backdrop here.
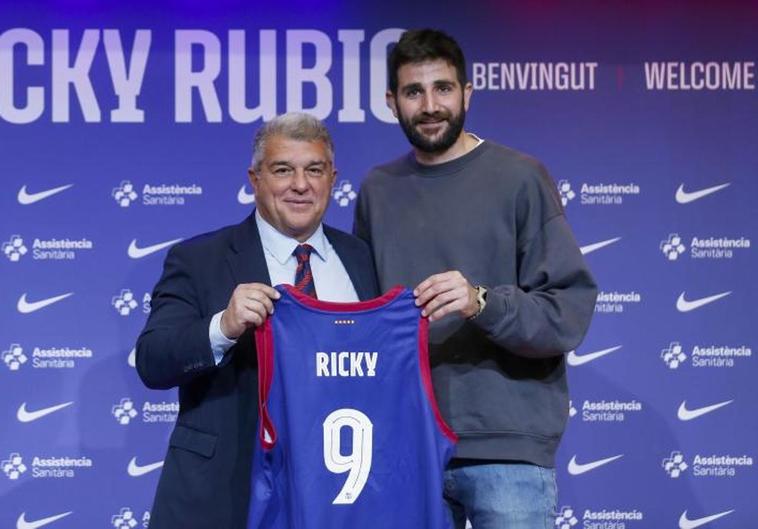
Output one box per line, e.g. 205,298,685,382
2,1,757,528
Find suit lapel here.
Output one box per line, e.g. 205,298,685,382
226,212,272,286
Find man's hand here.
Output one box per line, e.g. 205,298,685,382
414,271,478,322
220,283,281,339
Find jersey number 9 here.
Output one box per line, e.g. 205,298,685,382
322,408,373,504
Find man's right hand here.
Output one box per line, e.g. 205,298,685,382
220,283,281,339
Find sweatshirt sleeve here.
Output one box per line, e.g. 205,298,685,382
471,213,598,359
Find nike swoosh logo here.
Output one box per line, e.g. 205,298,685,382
567,346,622,367
128,347,136,368
679,509,734,529
17,292,74,314
128,238,182,259
237,185,255,205
17,401,74,423
676,291,731,313
127,457,164,477
675,183,730,204
567,454,623,475
678,399,733,421
580,237,621,255
17,184,74,205
17,511,73,529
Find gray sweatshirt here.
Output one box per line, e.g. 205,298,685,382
354,140,597,467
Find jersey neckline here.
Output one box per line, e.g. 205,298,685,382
280,284,406,313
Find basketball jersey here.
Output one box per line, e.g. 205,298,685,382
247,285,456,529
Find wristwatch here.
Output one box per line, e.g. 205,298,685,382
469,285,488,319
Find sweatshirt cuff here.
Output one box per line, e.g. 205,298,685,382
469,286,510,334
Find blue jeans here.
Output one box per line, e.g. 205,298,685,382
443,462,557,529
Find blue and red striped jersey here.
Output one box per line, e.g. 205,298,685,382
247,285,456,529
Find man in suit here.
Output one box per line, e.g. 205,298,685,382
136,112,379,529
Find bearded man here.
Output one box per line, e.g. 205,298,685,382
354,29,597,529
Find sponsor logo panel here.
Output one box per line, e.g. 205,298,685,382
113,398,178,425
3,344,27,370
331,180,357,207
661,341,752,369
663,450,753,478
568,399,643,423
111,507,151,529
2,453,27,479
127,457,164,477
595,291,641,314
661,233,750,261
558,180,641,207
567,454,624,476
3,235,28,261
678,509,735,529
567,346,622,367
675,182,730,204
555,505,645,529
17,184,74,205
16,511,73,529
3,343,94,371
17,292,73,314
128,238,182,259
112,289,151,316
675,291,731,313
3,234,95,261
113,180,203,207
580,237,621,256
237,185,255,205
677,400,733,422
2,452,94,480
17,402,74,423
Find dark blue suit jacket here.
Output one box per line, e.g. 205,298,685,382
136,213,379,529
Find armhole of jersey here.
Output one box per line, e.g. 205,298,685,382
255,319,277,450
417,317,458,444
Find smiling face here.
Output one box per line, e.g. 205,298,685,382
388,59,473,159
249,135,336,242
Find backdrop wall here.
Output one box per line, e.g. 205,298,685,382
2,1,756,528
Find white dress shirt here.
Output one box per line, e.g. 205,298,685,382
209,211,359,363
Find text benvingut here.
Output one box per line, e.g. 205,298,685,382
316,351,378,377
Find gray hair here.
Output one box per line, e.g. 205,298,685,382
251,112,334,171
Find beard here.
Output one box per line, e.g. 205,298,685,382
397,104,466,154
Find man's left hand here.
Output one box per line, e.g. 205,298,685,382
414,271,478,322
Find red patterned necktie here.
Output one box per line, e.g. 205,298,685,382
293,244,317,298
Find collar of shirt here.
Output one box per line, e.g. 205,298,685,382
468,132,485,147
255,209,328,265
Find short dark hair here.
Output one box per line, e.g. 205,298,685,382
387,29,467,94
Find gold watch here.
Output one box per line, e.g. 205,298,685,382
469,285,488,319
